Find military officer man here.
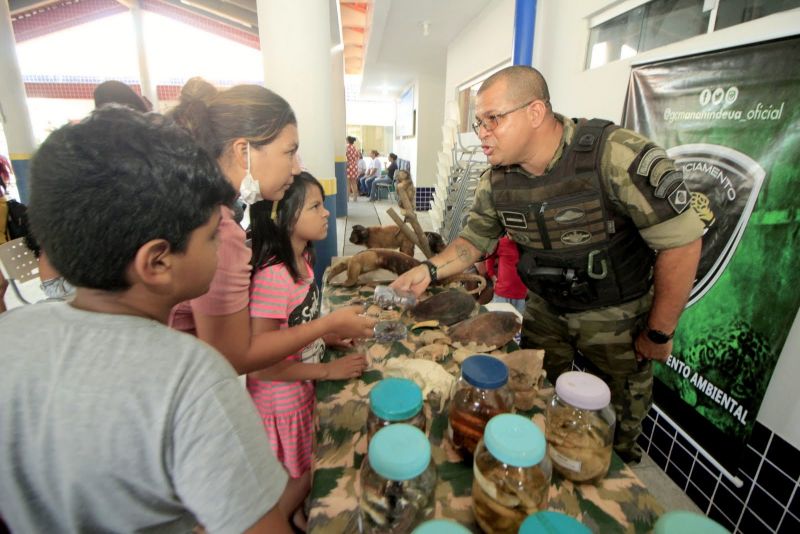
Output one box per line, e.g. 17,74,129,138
392,66,703,463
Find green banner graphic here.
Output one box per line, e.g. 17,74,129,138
622,37,800,468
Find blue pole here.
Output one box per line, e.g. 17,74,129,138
512,0,537,66
335,158,347,216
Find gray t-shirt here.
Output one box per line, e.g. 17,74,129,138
0,302,288,533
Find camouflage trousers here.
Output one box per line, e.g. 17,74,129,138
520,290,654,463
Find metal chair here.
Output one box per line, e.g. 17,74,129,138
374,181,397,201
0,238,40,305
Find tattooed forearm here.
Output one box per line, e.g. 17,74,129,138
457,244,478,264
434,239,482,278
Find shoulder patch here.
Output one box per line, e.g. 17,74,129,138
648,158,676,187
637,146,667,177
654,170,685,199
667,182,691,214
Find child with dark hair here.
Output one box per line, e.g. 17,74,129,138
247,172,369,529
93,80,149,112
0,107,292,533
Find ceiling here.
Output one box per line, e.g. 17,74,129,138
9,0,494,100
356,0,492,99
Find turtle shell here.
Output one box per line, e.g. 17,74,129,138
410,289,476,326
448,311,521,349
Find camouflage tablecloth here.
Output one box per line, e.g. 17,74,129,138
309,277,664,533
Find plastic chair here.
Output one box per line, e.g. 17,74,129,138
374,182,397,201
0,237,40,305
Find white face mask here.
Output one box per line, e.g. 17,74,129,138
239,143,263,205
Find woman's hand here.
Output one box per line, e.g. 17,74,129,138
328,305,376,340
325,353,368,380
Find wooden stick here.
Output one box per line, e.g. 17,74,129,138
386,208,424,253
406,212,433,258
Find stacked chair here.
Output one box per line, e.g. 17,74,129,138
429,101,490,244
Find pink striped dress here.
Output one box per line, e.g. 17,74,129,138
246,261,324,478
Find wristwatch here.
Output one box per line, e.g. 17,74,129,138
421,260,438,283
645,326,674,344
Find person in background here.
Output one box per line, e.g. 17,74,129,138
368,153,398,202
166,81,374,371
346,136,360,202
247,172,368,530
357,150,369,195
362,149,383,197
0,106,292,533
392,65,703,463
93,80,149,112
485,234,527,314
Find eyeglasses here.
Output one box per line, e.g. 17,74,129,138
471,99,535,135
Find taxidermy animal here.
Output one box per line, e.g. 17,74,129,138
349,224,446,257
327,249,421,286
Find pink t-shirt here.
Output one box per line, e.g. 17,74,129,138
169,206,252,334
249,261,324,374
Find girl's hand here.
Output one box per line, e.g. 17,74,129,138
325,353,368,380
323,333,354,348
329,305,377,339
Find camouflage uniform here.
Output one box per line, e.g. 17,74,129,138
460,114,705,462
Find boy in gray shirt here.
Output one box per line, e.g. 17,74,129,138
0,107,290,533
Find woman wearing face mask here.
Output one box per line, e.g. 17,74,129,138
168,80,375,374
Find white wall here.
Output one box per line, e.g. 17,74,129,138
444,0,800,449
345,99,395,126
394,82,419,180
415,71,446,186
394,70,446,186
444,0,514,149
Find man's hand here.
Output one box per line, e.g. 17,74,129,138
633,330,671,363
390,265,431,298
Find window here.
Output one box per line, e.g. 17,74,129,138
586,6,646,69
640,0,710,51
586,0,709,69
715,0,800,30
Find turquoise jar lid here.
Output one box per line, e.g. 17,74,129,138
412,519,471,533
370,378,423,421
368,424,431,481
654,511,730,534
484,413,546,467
519,511,591,534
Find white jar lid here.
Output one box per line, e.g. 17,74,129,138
555,371,610,410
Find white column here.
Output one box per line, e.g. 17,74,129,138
331,45,347,215
130,0,158,109
257,0,337,275
0,0,37,202
257,0,335,189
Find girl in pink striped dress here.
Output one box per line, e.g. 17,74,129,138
246,172,372,530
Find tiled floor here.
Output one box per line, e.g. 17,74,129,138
631,452,702,514
335,197,702,516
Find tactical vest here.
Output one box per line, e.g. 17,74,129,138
491,118,655,312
